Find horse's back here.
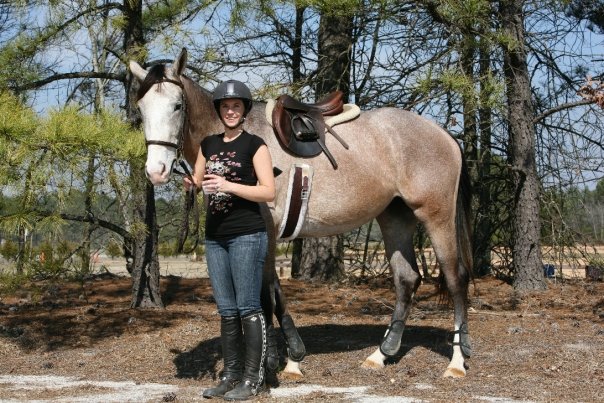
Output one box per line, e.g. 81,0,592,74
250,105,463,236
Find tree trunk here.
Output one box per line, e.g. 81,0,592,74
293,6,354,283
291,238,302,278
16,225,25,274
459,31,478,177
129,174,163,308
316,9,353,99
298,236,344,282
123,0,164,307
500,0,546,291
474,35,495,276
291,5,306,87
81,156,95,274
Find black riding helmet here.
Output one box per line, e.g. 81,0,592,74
212,80,253,117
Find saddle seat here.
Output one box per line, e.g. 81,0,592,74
276,90,344,116
271,91,349,169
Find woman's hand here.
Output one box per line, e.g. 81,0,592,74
183,176,198,192
202,174,228,194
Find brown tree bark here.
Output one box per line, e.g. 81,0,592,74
474,37,495,276
298,236,344,282
123,0,164,307
81,156,96,274
294,6,354,283
316,9,353,100
500,0,546,291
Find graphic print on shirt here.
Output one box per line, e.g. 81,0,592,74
206,151,242,214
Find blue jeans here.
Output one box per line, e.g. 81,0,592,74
205,232,268,317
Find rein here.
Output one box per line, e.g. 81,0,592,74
144,77,200,254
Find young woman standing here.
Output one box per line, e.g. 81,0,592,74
185,80,275,401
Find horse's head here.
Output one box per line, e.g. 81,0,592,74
129,48,188,185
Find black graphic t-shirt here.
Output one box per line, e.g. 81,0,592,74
201,131,267,239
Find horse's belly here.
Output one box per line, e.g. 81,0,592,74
298,193,391,237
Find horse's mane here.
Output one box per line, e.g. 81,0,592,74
136,64,168,101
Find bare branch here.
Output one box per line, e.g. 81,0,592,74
13,71,125,91
533,99,594,124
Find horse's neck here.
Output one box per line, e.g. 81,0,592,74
181,76,223,165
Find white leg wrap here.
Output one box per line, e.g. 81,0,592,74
443,324,466,377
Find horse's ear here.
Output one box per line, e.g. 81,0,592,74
129,61,148,83
172,48,187,76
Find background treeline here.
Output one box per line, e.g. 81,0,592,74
0,1,603,299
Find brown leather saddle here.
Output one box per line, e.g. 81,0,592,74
272,91,349,169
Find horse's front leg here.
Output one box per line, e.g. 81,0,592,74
259,203,306,379
363,213,420,369
362,247,421,369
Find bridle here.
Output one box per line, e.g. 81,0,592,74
143,77,192,178
143,76,198,252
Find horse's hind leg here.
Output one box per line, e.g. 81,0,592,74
363,199,421,369
425,217,471,378
416,179,471,378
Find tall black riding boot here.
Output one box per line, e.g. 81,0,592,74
223,312,267,401
202,315,243,399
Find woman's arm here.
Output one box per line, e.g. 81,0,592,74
184,145,206,191
203,145,275,202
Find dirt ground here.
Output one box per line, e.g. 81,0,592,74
0,271,603,402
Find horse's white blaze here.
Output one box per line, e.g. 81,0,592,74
137,82,184,185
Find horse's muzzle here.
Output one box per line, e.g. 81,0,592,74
145,159,176,185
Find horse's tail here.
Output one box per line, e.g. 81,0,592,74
438,148,473,298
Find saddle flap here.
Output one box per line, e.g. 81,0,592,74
272,96,324,158
291,109,325,142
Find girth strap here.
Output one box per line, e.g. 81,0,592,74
277,164,313,240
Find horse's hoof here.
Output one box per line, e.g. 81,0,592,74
361,358,384,369
280,370,304,381
362,348,386,369
280,359,303,381
443,366,466,378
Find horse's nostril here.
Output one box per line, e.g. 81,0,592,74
159,162,166,175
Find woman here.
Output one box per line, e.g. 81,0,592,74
185,80,275,401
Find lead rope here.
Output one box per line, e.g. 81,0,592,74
175,160,200,254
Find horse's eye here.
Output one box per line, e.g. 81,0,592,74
174,103,182,111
